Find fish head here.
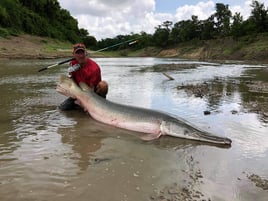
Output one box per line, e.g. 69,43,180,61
56,75,81,99
161,119,232,146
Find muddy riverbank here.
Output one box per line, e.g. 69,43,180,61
0,35,106,59
1,34,268,62
0,35,71,59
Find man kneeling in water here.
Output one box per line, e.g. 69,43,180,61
59,43,108,110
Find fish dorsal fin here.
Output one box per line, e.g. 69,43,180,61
79,82,93,92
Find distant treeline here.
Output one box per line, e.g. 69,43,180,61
96,0,268,51
0,0,268,51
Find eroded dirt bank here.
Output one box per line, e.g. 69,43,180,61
1,34,268,62
0,35,72,59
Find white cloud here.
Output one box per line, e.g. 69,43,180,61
229,0,253,19
59,0,157,40
175,1,215,21
58,0,268,40
230,0,268,19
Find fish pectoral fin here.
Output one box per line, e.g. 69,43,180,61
140,132,162,141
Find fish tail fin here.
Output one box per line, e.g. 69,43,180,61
57,75,85,99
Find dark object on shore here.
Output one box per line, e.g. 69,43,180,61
204,111,211,115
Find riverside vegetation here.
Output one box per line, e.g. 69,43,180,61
1,33,268,62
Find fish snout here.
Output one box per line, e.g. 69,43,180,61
223,137,232,145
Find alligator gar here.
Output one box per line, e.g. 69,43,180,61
56,75,232,145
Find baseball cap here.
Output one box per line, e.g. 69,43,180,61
72,43,86,54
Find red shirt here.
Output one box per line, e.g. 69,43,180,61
69,58,101,88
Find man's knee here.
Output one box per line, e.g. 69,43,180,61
96,81,108,98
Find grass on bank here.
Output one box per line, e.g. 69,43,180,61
41,39,72,54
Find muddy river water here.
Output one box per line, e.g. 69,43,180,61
0,57,267,201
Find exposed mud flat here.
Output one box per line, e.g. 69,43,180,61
150,182,210,201
137,63,201,72
247,173,268,191
243,79,268,123
246,80,268,94
176,81,217,98
150,156,211,201
175,76,268,121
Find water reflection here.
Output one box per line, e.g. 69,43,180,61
58,111,104,171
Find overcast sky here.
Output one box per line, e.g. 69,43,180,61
58,0,268,40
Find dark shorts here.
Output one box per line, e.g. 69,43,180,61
59,97,79,111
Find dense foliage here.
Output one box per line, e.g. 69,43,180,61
0,0,90,43
0,0,267,50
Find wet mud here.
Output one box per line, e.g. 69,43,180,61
247,173,268,191
137,63,201,72
175,72,268,123
150,156,211,201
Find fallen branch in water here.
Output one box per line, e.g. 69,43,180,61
162,72,175,80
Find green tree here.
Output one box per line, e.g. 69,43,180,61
0,0,82,42
171,16,201,43
153,25,170,47
134,32,153,48
0,0,23,29
213,3,232,37
231,12,244,37
83,36,97,49
153,21,173,47
249,0,268,32
162,21,173,32
199,16,216,40
79,28,89,38
0,5,8,26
